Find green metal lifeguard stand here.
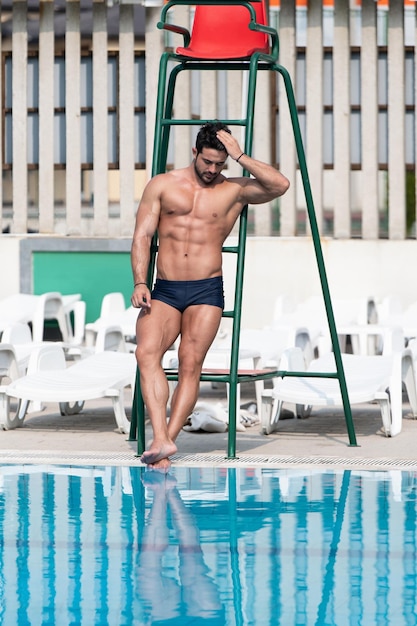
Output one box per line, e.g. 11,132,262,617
129,0,357,457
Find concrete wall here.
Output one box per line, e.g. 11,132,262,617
1,235,411,330
237,237,410,328
1,237,20,295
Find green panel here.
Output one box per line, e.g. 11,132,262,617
33,251,132,323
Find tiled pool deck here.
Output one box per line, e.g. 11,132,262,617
1,383,417,470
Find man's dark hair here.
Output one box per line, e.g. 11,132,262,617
195,122,231,154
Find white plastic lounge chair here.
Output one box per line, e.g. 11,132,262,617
1,323,34,375
1,319,88,366
164,346,262,420
239,326,313,367
261,346,417,437
376,298,417,344
0,344,25,430
194,325,314,418
271,295,376,356
66,299,86,346
3,344,136,433
94,325,126,353
31,292,69,342
100,292,126,317
85,292,138,349
0,292,82,343
1,322,63,415
203,347,263,418
1,322,128,419
0,294,43,331
333,323,405,357
0,344,20,382
1,322,73,417
67,324,128,360
85,309,138,349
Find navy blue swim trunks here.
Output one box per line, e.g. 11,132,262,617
151,276,224,313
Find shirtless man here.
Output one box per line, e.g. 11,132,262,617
131,122,290,469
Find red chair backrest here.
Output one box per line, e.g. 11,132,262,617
176,1,269,60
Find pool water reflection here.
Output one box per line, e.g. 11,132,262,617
0,464,416,625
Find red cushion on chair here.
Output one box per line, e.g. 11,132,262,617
176,2,269,60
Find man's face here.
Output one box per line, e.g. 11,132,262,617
193,147,228,185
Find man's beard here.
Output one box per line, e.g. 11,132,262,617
194,160,217,185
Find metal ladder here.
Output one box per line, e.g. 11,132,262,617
129,0,357,457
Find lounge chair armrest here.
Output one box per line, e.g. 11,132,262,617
104,388,120,398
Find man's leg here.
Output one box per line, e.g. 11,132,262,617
135,300,182,464
167,304,223,442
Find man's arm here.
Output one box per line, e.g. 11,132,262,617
217,129,290,204
130,177,162,309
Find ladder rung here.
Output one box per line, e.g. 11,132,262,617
222,246,239,253
160,118,248,127
164,368,342,384
164,368,281,384
281,371,339,379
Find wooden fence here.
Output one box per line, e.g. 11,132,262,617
1,0,416,239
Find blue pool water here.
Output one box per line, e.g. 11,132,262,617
0,464,416,625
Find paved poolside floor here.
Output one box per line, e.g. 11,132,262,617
1,381,417,469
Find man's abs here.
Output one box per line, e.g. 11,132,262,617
156,249,224,281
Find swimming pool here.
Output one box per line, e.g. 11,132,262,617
0,464,416,625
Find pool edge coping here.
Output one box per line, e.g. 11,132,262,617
0,449,416,471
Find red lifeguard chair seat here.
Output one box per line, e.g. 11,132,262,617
176,1,270,60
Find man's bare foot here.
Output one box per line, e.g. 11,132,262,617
140,441,177,466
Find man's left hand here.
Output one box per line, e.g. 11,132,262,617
216,130,243,162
